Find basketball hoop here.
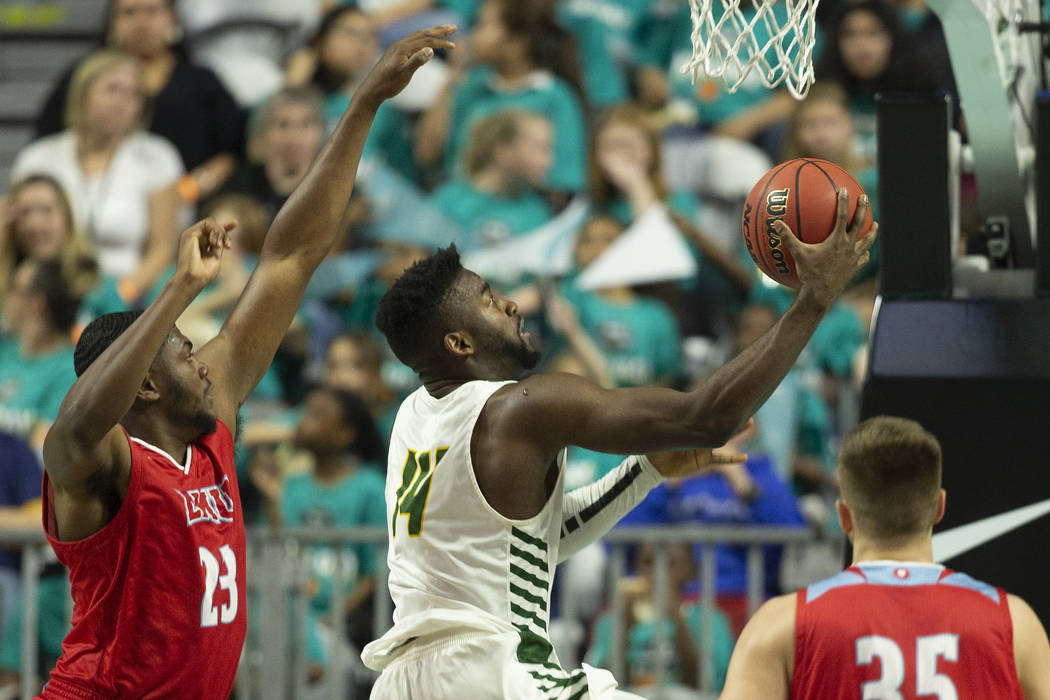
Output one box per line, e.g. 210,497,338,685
682,0,821,100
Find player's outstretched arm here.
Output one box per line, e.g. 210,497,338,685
720,593,795,699
198,26,456,429
481,191,875,466
43,221,232,536
1008,594,1050,699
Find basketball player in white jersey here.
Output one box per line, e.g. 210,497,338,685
362,191,876,698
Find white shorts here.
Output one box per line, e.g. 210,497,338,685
369,630,643,700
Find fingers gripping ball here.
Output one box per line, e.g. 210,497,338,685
742,158,874,289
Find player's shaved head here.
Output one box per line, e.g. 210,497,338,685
837,416,942,541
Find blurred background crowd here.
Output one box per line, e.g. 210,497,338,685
0,0,966,696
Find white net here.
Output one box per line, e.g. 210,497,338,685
682,0,821,100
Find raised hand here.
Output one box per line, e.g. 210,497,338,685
175,218,235,291
776,189,878,310
646,419,754,479
358,25,457,104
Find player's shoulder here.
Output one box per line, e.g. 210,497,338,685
1006,593,1044,631
738,592,797,656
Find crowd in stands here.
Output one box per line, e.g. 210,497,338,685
0,0,962,695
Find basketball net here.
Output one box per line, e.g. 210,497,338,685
683,0,821,100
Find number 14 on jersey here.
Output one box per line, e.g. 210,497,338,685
392,447,448,537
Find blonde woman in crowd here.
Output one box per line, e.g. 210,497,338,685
12,49,183,305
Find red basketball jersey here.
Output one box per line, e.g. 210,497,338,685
791,562,1022,699
39,421,246,700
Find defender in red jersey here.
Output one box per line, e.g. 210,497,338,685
37,27,456,700
721,416,1050,699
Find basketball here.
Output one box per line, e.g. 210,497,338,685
741,158,874,289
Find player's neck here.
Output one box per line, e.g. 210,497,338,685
850,536,935,565
123,416,191,464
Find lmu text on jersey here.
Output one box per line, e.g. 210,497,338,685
176,475,235,526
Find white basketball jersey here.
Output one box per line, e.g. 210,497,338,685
361,380,568,672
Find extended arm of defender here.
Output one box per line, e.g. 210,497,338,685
199,27,456,424
558,455,663,563
43,221,230,490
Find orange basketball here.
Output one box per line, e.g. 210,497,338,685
741,158,873,289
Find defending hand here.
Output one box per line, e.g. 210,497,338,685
646,419,754,479
358,25,457,104
175,218,235,291
777,188,878,310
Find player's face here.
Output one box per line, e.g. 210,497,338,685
839,9,892,80
109,0,176,58
82,62,144,140
12,182,69,260
458,270,540,376
157,329,217,437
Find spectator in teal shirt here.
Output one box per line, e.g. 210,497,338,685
252,387,387,672
815,1,941,167
323,332,400,449
586,542,736,692
662,0,807,155
589,105,754,333
285,5,416,181
556,215,683,389
780,81,880,282
555,0,653,108
417,0,587,193
431,110,553,249
0,259,78,448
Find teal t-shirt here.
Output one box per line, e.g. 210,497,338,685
556,0,652,108
0,339,76,439
448,68,587,192
431,178,553,249
280,467,387,613
325,94,417,183
586,602,736,690
77,275,125,328
561,281,683,388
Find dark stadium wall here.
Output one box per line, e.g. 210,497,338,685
860,298,1050,626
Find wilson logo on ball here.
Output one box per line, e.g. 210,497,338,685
765,188,791,275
